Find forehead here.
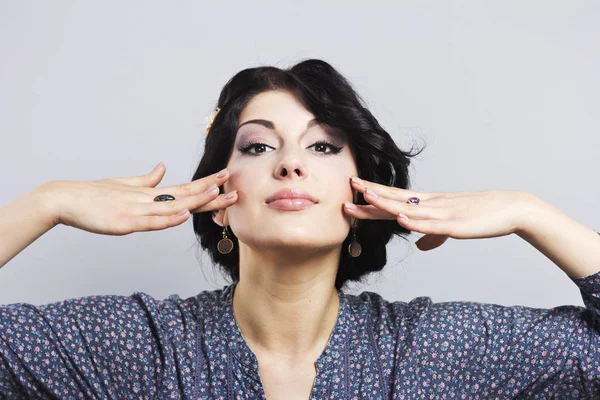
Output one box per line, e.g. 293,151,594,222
235,90,348,143
238,90,314,125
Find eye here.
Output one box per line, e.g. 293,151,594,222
237,140,344,156
238,141,275,155
310,140,344,155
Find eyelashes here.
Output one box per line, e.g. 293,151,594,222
237,140,344,156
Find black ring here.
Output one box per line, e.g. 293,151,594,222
154,194,176,202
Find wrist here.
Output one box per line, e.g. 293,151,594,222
32,181,63,229
513,192,549,238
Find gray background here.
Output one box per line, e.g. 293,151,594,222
1,1,598,310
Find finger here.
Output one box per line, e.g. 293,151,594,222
343,203,397,220
133,209,192,232
153,168,230,198
396,215,455,237
362,188,445,220
140,187,237,216
189,190,239,214
350,176,440,202
110,162,167,188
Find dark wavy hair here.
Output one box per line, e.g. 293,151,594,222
191,58,426,291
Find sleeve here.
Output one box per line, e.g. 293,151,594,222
0,292,174,399
395,270,600,399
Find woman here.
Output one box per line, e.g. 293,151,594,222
1,59,599,399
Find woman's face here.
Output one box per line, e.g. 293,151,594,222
214,90,358,253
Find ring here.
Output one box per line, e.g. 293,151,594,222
154,194,176,202
407,196,420,205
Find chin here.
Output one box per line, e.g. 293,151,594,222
250,233,346,251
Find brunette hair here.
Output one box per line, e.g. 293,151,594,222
192,58,425,291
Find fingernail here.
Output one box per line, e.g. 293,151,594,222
351,176,363,186
216,168,228,178
205,183,218,193
177,208,189,215
224,190,237,200
344,201,357,210
398,212,408,221
365,188,378,198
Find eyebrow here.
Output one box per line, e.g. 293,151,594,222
236,118,320,133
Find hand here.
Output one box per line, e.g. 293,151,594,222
41,163,238,236
343,177,535,251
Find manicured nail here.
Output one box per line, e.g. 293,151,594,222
365,188,378,198
351,176,364,186
177,208,189,215
205,183,218,193
344,201,357,210
398,212,408,221
224,190,237,200
216,168,228,178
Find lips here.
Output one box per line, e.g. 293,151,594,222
266,188,318,211
265,188,318,204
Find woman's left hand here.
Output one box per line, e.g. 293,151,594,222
344,177,538,251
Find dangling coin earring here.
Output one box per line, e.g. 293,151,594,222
348,220,362,258
217,226,234,254
348,212,362,258
348,189,362,257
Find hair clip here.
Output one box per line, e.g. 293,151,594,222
205,107,221,136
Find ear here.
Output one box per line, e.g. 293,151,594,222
211,208,229,227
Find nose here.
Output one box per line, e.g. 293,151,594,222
274,153,307,180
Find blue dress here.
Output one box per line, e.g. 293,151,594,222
1,271,599,399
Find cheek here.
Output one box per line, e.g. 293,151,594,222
223,168,263,214
223,162,253,194
323,175,354,204
329,163,357,200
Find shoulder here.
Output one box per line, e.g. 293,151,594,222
132,285,230,339
343,289,434,335
345,289,432,318
0,292,157,327
0,285,228,341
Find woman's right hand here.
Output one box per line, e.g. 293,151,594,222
40,163,237,236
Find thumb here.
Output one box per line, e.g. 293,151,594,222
110,162,166,188
415,234,449,251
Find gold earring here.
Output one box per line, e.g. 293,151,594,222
217,226,234,254
348,226,362,257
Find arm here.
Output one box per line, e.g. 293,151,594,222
389,192,600,397
1,167,225,270
391,274,600,398
516,193,600,279
0,182,58,269
0,292,186,398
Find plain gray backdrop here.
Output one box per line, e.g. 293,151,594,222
1,1,598,311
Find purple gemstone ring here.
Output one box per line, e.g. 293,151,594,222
407,196,420,205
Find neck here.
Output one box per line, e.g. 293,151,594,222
232,244,341,362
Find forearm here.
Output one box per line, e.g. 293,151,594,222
516,194,600,279
0,183,58,269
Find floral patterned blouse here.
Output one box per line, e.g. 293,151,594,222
1,270,600,399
